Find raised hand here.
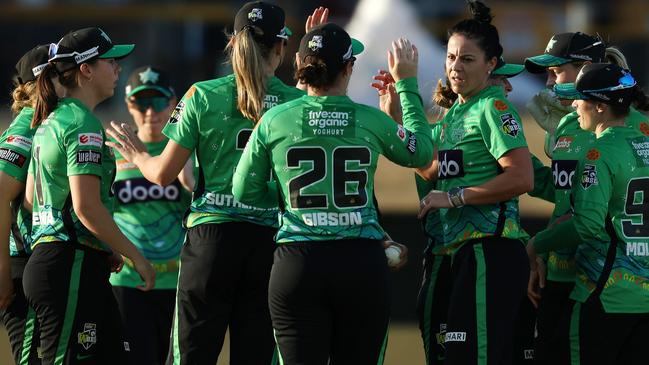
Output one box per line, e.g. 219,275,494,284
105,121,147,163
371,70,402,122
388,38,419,82
305,7,329,33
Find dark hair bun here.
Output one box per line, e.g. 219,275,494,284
468,1,493,24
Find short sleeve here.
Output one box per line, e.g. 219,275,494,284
481,98,528,160
66,115,105,177
0,132,32,183
163,85,200,151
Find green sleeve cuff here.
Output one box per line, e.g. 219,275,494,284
395,77,423,105
534,219,581,254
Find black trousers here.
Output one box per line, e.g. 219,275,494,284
23,244,128,365
417,251,452,365
113,286,175,365
0,256,40,365
443,238,529,365
269,239,390,365
533,280,574,365
166,222,277,365
548,296,649,365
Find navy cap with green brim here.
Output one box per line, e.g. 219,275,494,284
126,66,175,98
525,32,605,74
299,23,364,72
553,63,638,107
48,27,134,73
493,62,525,77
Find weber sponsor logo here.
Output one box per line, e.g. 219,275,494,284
303,108,355,137
580,164,598,189
552,160,577,189
113,178,181,204
0,148,26,167
437,150,465,180
5,135,32,150
78,132,103,147
444,332,466,342
76,150,102,165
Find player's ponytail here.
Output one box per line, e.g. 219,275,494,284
226,26,273,123
448,1,502,61
31,64,59,128
433,78,457,109
11,80,36,115
295,57,339,90
605,46,630,69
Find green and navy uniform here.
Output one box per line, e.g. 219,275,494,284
22,98,128,364
534,125,649,364
110,139,190,365
0,107,40,365
162,74,304,365
415,123,452,365
233,77,433,365
433,86,530,365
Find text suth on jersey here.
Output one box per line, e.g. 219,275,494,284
204,192,275,211
302,212,362,227
114,178,181,204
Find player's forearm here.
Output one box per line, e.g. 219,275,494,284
0,202,12,273
392,78,434,167
463,166,532,205
133,153,180,186
74,202,145,263
232,170,269,206
529,154,555,202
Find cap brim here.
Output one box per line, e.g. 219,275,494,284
100,44,135,60
127,85,174,98
493,63,525,77
553,83,587,100
351,38,364,56
524,54,572,73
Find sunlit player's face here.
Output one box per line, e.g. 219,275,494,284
573,99,599,132
446,34,495,100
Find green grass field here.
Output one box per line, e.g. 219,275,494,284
0,323,425,364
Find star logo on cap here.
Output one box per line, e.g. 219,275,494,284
99,28,112,43
139,67,159,84
545,37,558,53
248,8,263,22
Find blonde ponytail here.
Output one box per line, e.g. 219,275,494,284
226,27,272,123
11,81,36,115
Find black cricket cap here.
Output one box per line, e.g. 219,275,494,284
15,44,50,84
234,1,291,47
298,23,364,72
48,27,134,73
554,63,637,107
125,66,174,98
525,32,605,74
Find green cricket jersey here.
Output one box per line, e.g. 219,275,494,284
416,123,443,250
110,139,190,289
0,107,35,256
233,77,433,243
535,126,649,313
30,98,115,252
432,86,529,255
163,74,304,228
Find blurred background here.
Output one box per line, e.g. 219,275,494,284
0,0,647,363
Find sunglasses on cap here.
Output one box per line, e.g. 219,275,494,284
130,96,170,113
582,72,637,94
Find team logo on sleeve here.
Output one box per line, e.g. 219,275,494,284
500,113,521,137
639,122,649,136
586,148,601,161
552,160,577,189
168,101,186,124
494,100,508,111
184,85,197,100
76,150,102,165
438,150,465,179
0,148,26,167
407,134,417,154
78,133,103,147
5,135,32,150
580,164,598,189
